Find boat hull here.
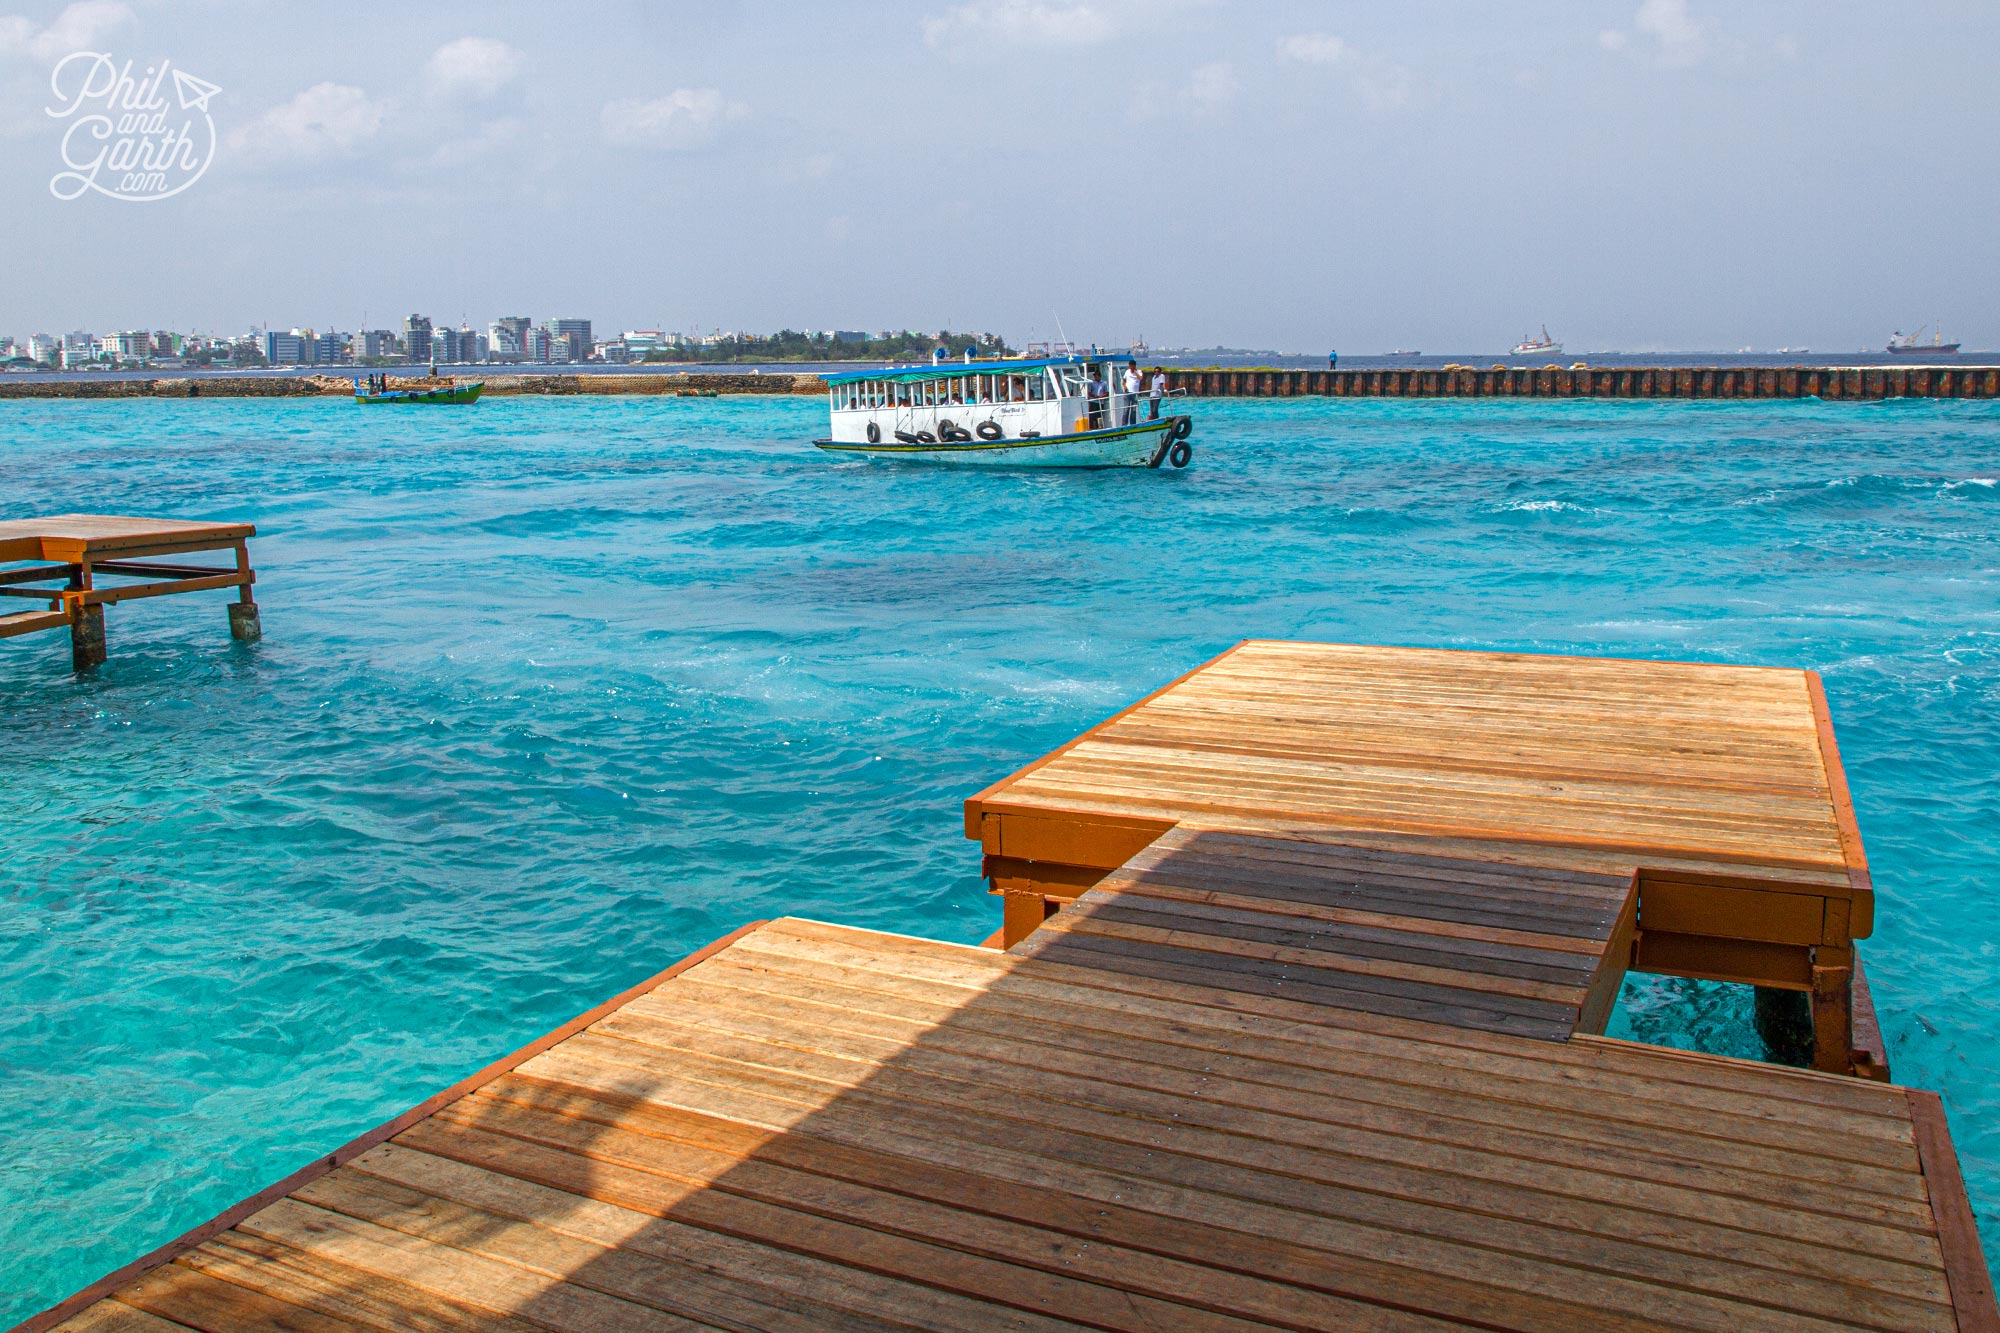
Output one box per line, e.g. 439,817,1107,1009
814,415,1190,469
1886,345,1960,356
355,382,484,404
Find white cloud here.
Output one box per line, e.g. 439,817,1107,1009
1190,61,1237,114
922,1,1114,51
226,83,388,166
1275,33,1346,67
1276,31,1415,114
601,89,746,150
1602,0,1708,68
0,0,133,64
423,36,523,100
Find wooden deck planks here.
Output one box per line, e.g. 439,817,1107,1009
36,917,1994,1333
967,640,1857,884
1006,828,1634,1041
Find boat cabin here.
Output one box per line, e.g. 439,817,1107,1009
825,355,1152,444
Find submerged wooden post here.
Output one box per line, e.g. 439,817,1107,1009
228,539,261,641
69,603,105,670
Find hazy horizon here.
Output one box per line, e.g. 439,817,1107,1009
3,1,1996,352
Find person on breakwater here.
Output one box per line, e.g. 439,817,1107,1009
1329,349,1338,370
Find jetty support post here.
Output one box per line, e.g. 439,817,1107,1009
69,604,105,670
227,539,261,641
65,560,105,671
1812,942,1856,1075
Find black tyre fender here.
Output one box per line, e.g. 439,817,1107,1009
894,430,919,444
936,418,958,437
915,430,938,444
1169,440,1193,468
975,420,1004,441
1168,416,1194,443
866,420,881,444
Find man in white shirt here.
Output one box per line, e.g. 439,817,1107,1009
1148,370,1166,419
1121,362,1143,425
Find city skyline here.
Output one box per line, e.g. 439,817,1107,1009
2,2,1997,351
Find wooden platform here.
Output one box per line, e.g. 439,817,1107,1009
19,640,1995,1331
969,640,1880,1074
28,912,1995,1332
0,514,258,664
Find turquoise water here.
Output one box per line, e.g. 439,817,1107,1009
2,394,1996,1318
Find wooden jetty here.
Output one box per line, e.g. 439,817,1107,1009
1161,364,2000,401
20,642,1997,1332
0,515,259,670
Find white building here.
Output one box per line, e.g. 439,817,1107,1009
26,333,58,363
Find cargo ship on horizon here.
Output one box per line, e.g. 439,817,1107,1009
1887,323,1960,356
1511,325,1562,357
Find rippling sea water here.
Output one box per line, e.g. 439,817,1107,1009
2,394,1996,1317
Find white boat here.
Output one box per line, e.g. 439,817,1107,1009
814,354,1194,469
1511,325,1563,357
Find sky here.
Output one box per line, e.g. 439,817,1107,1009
1,0,1997,353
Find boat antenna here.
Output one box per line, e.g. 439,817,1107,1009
1053,311,1072,356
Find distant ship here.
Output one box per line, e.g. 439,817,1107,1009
1511,325,1562,357
1887,324,1959,356
1381,349,1423,360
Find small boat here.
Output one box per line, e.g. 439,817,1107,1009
354,372,483,404
814,354,1193,469
1511,325,1562,357
1382,350,1423,360
1887,324,1960,356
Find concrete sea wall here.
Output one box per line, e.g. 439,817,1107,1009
1162,364,2000,400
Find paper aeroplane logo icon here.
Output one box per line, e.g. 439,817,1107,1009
172,68,220,112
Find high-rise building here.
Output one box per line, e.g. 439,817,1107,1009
354,329,397,360
431,326,461,363
263,330,309,365
549,318,592,363
313,330,343,364
61,332,95,368
488,320,523,361
522,326,553,363
403,314,433,363
26,333,57,364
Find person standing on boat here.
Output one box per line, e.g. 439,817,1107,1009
1148,369,1166,420
1086,368,1108,429
1122,362,1143,425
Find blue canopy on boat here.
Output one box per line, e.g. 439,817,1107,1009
823,354,1131,386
